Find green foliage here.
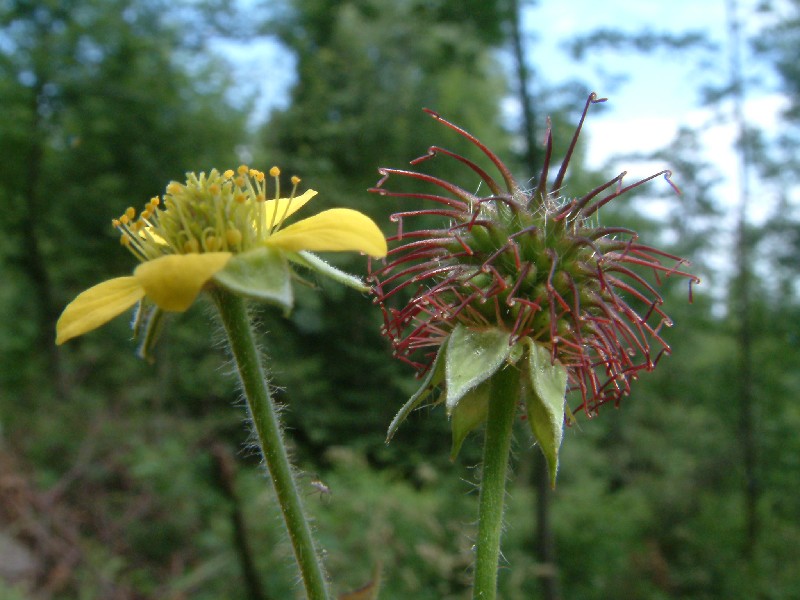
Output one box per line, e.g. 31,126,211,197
290,449,478,599
0,0,249,393
567,28,715,61
264,0,510,187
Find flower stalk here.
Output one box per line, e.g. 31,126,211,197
473,365,520,600
213,288,330,600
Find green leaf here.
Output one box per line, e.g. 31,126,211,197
288,250,370,292
520,339,568,487
213,247,293,312
386,337,448,442
450,380,490,460
445,323,512,414
131,299,167,364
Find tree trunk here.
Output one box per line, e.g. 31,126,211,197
508,0,542,173
726,0,759,558
533,451,561,600
20,82,64,391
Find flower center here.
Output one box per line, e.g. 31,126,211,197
113,166,304,261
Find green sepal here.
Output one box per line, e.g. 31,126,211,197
213,247,293,313
131,299,167,364
287,250,370,293
450,380,490,460
386,337,448,442
519,338,568,488
445,323,513,414
131,297,151,340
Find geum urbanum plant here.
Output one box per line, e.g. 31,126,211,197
57,166,387,600
368,94,699,599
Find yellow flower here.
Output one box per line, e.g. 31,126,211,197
56,167,387,345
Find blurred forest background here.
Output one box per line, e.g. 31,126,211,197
1,0,799,598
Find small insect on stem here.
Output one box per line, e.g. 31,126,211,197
309,477,332,503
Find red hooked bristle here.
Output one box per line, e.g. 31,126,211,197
369,100,697,414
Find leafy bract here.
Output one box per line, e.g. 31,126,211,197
520,339,568,487
445,323,512,413
214,247,293,312
386,337,448,442
288,250,370,292
450,381,490,460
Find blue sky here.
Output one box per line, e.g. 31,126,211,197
526,0,785,224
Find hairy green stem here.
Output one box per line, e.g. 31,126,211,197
472,365,519,600
213,289,330,600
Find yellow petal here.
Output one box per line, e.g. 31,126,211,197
56,276,145,345
263,189,318,229
133,252,232,312
266,208,387,258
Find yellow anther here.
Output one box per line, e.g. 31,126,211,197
125,207,136,220
235,176,246,188
183,239,200,253
223,169,234,179
256,193,266,202
119,214,130,225
234,192,247,204
141,209,151,220
226,229,242,247
291,176,301,185
237,164,249,175
112,218,121,228
269,166,280,178
254,170,265,182
120,236,131,247
167,182,183,195
209,184,221,195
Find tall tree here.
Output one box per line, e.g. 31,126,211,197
726,0,759,558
